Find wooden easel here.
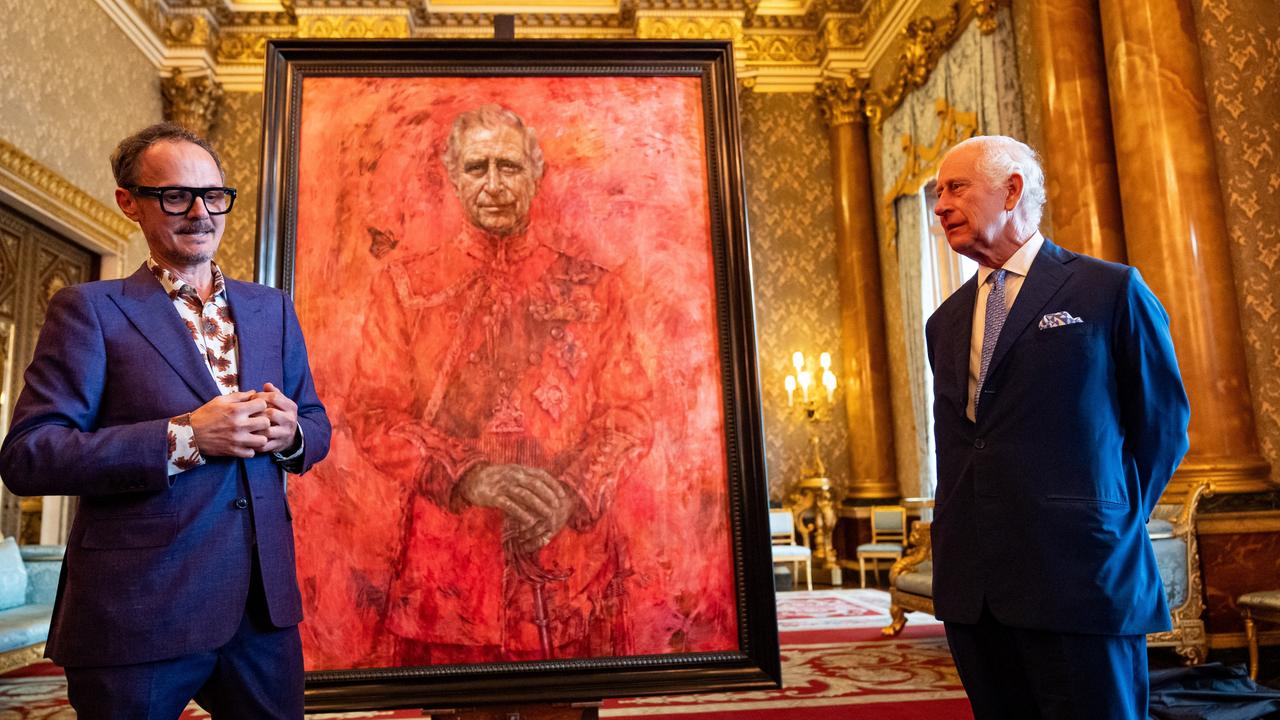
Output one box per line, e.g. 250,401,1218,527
423,701,602,720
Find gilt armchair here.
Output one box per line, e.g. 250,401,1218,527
883,480,1215,665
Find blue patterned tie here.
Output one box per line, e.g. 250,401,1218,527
975,269,1008,412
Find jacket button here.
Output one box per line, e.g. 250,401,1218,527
234,497,249,509
974,438,986,449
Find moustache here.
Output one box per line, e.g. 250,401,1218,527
176,222,216,235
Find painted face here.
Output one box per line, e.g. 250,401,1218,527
451,124,538,237
932,144,1016,264
116,140,225,271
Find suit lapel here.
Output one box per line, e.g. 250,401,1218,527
985,239,1075,383
111,264,221,402
949,273,979,398
225,282,267,393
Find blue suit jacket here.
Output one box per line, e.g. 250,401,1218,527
0,264,331,667
924,239,1189,636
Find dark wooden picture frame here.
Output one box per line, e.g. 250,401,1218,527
255,38,777,711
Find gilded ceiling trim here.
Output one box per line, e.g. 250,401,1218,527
880,97,977,241
113,0,1006,94
0,140,133,258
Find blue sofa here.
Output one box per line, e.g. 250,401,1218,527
0,538,63,674
884,480,1214,665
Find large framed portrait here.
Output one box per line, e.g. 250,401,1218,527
256,39,776,710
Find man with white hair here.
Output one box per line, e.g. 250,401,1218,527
925,135,1189,718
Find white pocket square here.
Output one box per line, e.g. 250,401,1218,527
1039,311,1083,330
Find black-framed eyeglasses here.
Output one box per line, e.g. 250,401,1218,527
130,186,237,215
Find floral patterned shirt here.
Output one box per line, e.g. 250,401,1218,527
149,259,240,475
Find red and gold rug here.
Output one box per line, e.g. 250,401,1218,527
0,590,969,719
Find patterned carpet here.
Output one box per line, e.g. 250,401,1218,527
0,590,970,719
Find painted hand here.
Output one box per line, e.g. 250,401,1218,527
459,463,577,553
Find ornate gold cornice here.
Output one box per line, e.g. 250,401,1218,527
814,74,870,127
0,140,134,256
218,31,283,63
162,70,225,135
107,0,1009,94
298,13,412,38
635,15,743,42
742,33,822,64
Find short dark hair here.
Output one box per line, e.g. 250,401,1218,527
110,122,224,188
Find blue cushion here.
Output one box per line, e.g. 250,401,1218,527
0,538,28,612
772,544,811,562
19,545,64,606
857,543,904,553
1152,536,1188,608
1147,518,1176,537
1239,591,1280,612
18,545,65,563
897,562,934,597
0,604,52,652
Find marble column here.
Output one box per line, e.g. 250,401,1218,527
1028,0,1126,263
1100,0,1270,496
815,77,898,500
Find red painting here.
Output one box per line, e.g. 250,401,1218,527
288,74,739,671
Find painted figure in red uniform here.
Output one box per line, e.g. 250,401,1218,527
350,105,654,664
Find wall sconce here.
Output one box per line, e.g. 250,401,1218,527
783,350,843,585
785,350,838,477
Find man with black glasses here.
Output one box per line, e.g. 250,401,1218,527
0,122,330,718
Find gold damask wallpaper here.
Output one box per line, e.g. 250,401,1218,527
208,92,264,283
0,0,160,235
738,92,852,501
1195,0,1280,485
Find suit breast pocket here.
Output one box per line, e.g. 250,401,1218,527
80,512,178,550
1032,321,1096,343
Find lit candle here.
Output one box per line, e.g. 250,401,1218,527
820,352,831,370
785,375,796,406
823,369,836,403
799,370,812,402
792,351,805,373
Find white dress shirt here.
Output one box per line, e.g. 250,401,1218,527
966,231,1045,421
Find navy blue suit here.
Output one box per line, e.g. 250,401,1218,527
925,240,1189,717
0,264,330,711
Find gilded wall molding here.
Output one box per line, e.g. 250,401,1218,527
162,70,225,136
971,0,998,33
880,97,977,239
0,140,133,259
863,2,962,126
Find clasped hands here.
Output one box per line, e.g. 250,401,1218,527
189,382,299,459
458,464,578,554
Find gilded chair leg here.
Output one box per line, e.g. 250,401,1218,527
805,559,813,591
883,602,908,636
859,558,867,588
1245,613,1259,680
